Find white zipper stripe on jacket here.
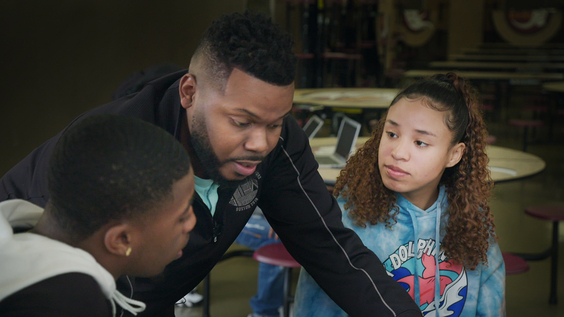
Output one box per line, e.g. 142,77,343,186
434,203,442,316
279,138,397,316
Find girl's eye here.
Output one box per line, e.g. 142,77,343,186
268,124,282,129
415,140,428,147
387,131,397,138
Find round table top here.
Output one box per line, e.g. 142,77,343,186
293,88,400,109
311,137,546,185
542,81,564,93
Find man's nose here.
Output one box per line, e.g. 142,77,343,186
244,127,269,154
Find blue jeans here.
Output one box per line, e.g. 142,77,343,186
235,211,283,317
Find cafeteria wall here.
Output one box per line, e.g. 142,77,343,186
447,0,485,55
0,0,246,176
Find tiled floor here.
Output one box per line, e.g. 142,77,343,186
176,124,564,317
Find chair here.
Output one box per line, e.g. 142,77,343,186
486,135,497,145
502,252,529,275
253,242,301,317
514,205,564,304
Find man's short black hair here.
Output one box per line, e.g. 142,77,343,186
47,114,191,240
195,10,297,86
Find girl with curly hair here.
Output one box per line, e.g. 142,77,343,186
294,73,505,316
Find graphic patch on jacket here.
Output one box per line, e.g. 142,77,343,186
382,238,467,316
229,173,260,212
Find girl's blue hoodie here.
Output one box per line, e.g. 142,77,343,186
294,186,506,316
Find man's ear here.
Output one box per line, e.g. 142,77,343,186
179,74,197,110
446,142,466,168
104,223,134,257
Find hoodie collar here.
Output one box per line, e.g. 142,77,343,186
0,199,146,316
395,185,448,218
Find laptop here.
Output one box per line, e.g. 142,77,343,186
315,116,361,168
302,114,324,139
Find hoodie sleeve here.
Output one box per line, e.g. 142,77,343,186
476,241,506,316
294,268,347,317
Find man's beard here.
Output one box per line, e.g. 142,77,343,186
190,116,262,189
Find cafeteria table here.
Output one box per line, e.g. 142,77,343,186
293,88,401,134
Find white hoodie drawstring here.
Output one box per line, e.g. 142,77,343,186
110,290,146,316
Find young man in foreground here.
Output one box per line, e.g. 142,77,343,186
0,114,196,316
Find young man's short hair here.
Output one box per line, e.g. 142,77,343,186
47,114,191,240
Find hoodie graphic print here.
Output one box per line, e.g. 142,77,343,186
384,238,467,316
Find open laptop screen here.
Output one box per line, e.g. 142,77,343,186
302,115,324,139
334,117,361,160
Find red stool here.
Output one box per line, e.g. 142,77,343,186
486,135,497,145
253,243,301,317
502,252,529,275
516,205,564,304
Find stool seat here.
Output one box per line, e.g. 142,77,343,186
254,243,301,317
521,205,564,304
486,135,497,145
502,252,529,275
525,205,564,221
253,243,301,268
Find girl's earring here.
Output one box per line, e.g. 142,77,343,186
125,247,132,257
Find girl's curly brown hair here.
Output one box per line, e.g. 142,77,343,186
334,73,496,270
